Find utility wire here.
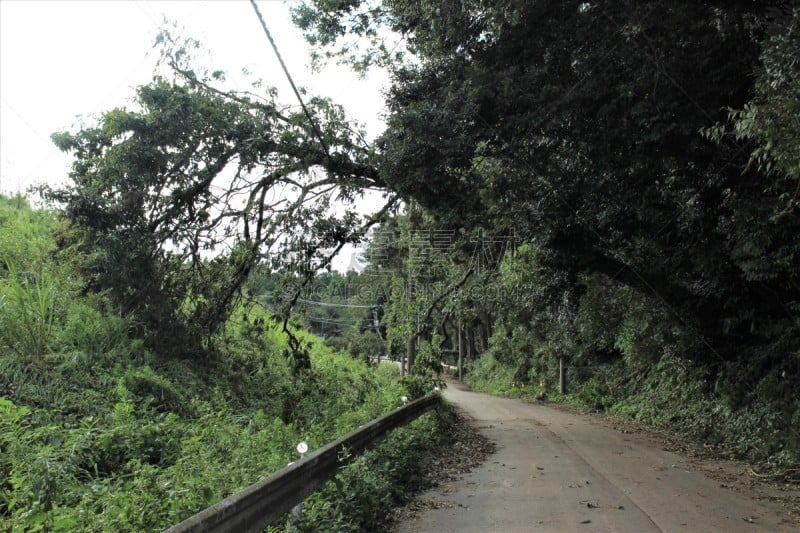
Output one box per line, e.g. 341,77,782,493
296,297,378,309
249,0,330,156
259,295,380,309
307,316,370,325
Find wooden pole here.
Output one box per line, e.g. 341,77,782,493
559,358,566,394
457,320,464,381
406,335,416,375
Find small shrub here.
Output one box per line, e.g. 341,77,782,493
0,262,60,359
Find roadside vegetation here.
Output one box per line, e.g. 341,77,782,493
0,195,446,531
462,242,800,468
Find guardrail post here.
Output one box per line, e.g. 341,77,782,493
457,321,464,381
289,441,308,525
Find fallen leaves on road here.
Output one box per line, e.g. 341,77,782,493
389,406,496,527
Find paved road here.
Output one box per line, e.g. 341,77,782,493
396,383,796,533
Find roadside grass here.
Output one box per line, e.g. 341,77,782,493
0,196,447,532
1,308,445,531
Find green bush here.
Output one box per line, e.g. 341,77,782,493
465,351,545,399
0,262,60,359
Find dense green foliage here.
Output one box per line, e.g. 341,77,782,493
0,196,443,531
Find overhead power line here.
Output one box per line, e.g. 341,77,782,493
307,316,369,325
249,0,330,156
259,295,380,309
296,298,378,309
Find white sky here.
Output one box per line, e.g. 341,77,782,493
0,0,389,195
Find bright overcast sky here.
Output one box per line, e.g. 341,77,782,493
0,0,388,196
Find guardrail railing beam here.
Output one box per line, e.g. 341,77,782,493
165,394,441,533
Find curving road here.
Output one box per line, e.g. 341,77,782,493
396,383,797,533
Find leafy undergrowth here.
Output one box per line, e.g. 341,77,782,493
283,405,450,532
465,352,545,400
0,196,445,531
0,194,457,532
1,308,439,531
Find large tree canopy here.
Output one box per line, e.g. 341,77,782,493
294,0,800,365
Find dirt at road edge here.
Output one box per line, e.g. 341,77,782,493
389,401,496,528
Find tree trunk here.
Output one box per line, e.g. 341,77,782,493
407,335,416,375
467,329,476,361
458,320,464,381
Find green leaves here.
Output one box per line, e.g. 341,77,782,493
294,0,800,473
0,262,59,359
0,294,431,531
710,7,800,184
299,0,800,368
291,0,400,72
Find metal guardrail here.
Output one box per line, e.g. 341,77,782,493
165,394,441,533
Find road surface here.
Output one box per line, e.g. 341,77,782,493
396,383,797,532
